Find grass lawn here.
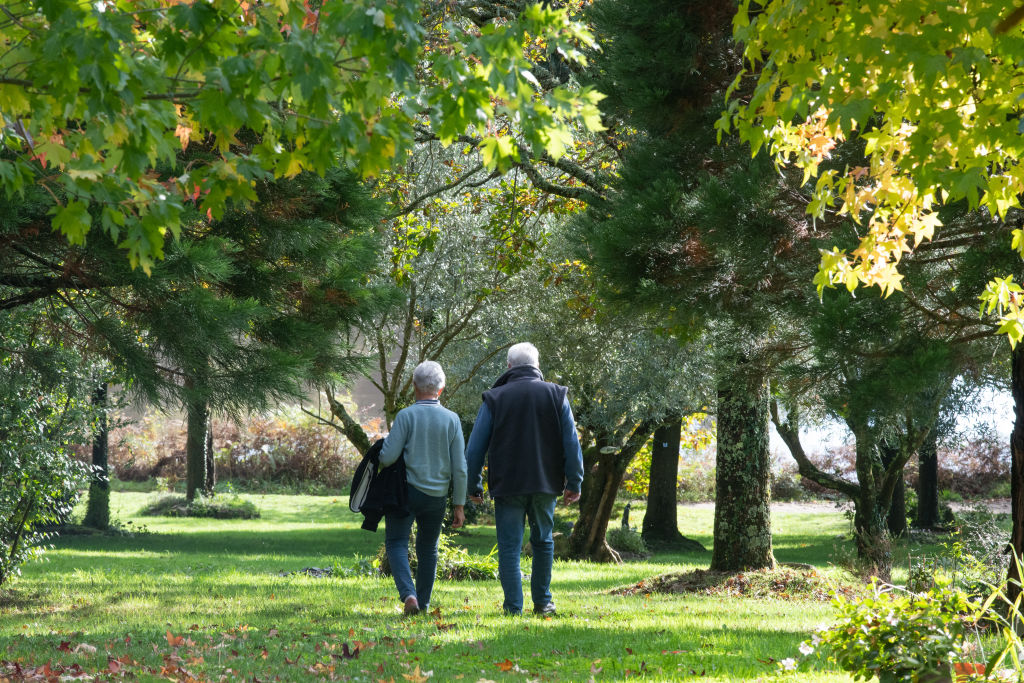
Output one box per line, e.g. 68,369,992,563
0,493,873,681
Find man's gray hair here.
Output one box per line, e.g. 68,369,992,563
413,360,446,394
507,342,540,368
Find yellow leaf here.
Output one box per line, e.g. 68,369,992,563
175,123,192,151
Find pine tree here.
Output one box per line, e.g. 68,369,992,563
573,0,819,570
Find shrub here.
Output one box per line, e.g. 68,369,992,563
606,526,648,556
141,494,260,519
677,449,716,503
904,425,1009,499
771,463,807,501
939,489,964,503
331,555,379,578
802,579,981,682
108,405,363,490
377,533,498,581
0,355,95,587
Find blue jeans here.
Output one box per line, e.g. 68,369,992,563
494,493,557,614
384,485,447,611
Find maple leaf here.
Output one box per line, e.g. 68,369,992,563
174,123,192,151
495,659,515,672
401,664,432,682
58,641,71,653
166,631,184,648
73,643,97,654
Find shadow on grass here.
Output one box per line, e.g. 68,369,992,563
0,618,827,681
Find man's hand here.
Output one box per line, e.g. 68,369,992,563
452,505,465,529
562,489,581,506
469,492,484,504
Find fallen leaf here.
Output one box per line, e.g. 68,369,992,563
166,631,184,647
401,664,432,682
73,643,97,654
495,659,514,672
57,641,71,653
267,628,279,638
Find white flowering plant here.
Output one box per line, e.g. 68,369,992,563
800,578,981,682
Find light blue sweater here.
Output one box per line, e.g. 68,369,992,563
380,399,467,505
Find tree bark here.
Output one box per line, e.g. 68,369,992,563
569,421,655,562
204,426,215,496
711,363,775,571
642,416,706,551
1008,344,1024,605
185,390,210,502
83,383,110,530
880,441,907,537
852,430,892,581
915,425,940,529
324,386,372,455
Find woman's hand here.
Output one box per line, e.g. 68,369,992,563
452,505,465,529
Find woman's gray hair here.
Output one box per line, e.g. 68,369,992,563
412,360,446,394
507,342,540,368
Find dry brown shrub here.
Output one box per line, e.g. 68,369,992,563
105,407,364,489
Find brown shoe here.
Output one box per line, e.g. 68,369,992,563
403,596,419,616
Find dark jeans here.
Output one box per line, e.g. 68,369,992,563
494,493,557,614
384,485,447,611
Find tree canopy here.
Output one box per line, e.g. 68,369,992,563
0,0,603,271
719,0,1024,344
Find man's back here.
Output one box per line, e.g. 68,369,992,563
481,365,568,497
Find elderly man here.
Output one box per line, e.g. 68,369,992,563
466,342,584,616
380,360,466,616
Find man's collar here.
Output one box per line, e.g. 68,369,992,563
492,365,544,388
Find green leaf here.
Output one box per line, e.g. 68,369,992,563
51,201,92,244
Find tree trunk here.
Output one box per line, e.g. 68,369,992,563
324,386,372,455
853,432,892,581
915,425,940,529
710,363,775,571
642,416,706,552
204,427,215,497
1008,344,1024,605
569,421,655,562
879,441,907,537
185,395,210,502
83,383,110,530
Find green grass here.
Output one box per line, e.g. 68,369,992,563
0,493,877,681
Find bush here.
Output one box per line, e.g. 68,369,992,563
141,494,260,519
939,489,963,503
771,464,807,501
907,504,1009,596
0,350,96,587
677,449,716,502
109,405,363,490
606,526,648,556
377,533,498,581
802,580,981,682
904,425,1009,499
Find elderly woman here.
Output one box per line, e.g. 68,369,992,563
379,360,467,616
